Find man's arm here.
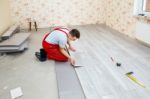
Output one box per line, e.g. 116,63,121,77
59,48,71,59
67,40,76,51
59,48,75,65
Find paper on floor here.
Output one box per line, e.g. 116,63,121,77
10,87,23,99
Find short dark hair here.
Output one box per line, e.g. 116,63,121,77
69,29,80,39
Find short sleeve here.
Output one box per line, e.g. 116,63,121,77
58,38,67,48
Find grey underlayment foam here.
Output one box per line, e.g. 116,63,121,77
55,61,86,99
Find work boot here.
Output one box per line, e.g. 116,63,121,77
35,49,47,62
40,48,47,58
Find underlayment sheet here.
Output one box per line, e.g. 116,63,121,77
55,62,86,99
0,33,30,47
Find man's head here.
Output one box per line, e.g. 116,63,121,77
68,29,80,41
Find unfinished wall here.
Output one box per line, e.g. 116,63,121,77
0,0,12,35
105,0,150,38
10,0,106,29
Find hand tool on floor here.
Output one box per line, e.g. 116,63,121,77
110,57,121,67
65,46,83,68
126,72,146,88
109,55,145,87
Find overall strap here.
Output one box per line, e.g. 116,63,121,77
43,27,69,43
54,27,69,36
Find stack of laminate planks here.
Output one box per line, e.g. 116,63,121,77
0,24,31,53
1,24,20,40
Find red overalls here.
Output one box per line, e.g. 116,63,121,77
42,28,69,62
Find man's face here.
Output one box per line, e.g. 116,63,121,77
68,34,77,41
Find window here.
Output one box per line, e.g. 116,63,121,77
143,0,150,12
134,0,150,17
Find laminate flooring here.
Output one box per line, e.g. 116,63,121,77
69,24,150,99
0,25,150,99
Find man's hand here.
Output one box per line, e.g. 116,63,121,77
69,46,76,52
60,47,75,65
69,57,75,65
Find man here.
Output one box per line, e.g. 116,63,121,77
35,27,80,65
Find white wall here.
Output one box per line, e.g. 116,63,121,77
0,0,12,35
135,22,150,44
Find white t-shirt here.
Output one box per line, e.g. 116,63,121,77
45,28,69,48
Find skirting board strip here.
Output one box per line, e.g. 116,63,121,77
55,62,86,99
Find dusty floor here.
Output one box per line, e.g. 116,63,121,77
0,28,58,99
